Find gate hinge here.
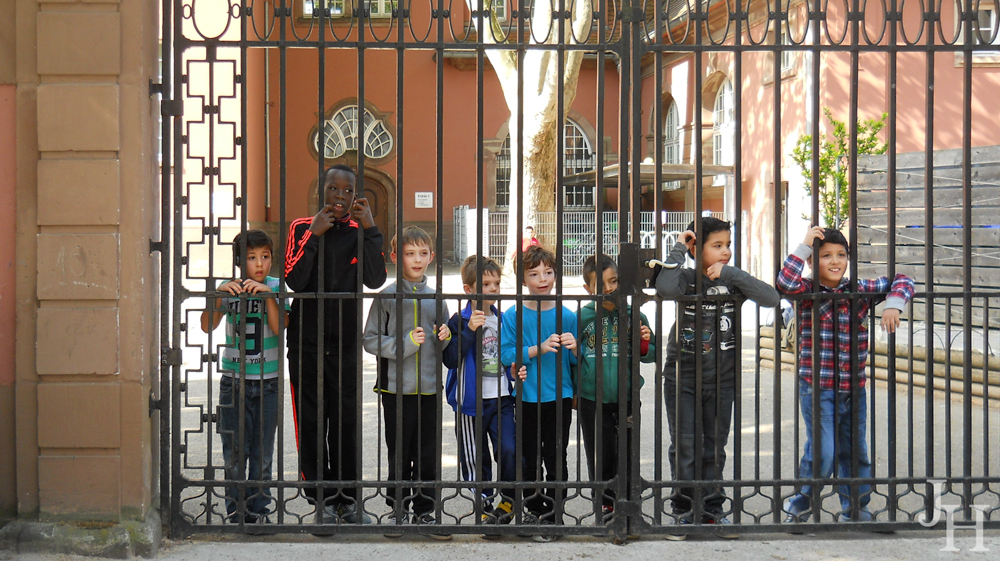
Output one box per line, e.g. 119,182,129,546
620,7,644,22
149,79,163,96
162,348,183,366
161,100,183,117
150,238,165,254
149,391,165,416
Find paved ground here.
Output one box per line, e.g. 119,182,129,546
3,530,1000,561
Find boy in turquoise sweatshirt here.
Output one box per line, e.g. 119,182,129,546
499,245,577,541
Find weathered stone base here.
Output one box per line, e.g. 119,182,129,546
0,510,160,559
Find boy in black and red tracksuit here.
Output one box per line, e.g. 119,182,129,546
284,164,387,525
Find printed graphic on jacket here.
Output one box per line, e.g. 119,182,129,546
678,285,735,356
581,316,623,360
481,320,500,378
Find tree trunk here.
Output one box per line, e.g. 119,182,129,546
466,2,591,279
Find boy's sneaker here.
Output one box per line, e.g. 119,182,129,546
492,500,515,524
415,512,452,540
711,516,739,539
339,503,372,525
481,500,513,540
383,512,407,538
531,517,560,543
517,511,540,538
666,517,690,541
782,512,806,535
311,505,339,536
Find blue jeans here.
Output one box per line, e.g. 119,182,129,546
218,376,280,519
785,384,872,520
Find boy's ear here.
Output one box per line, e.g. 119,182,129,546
390,251,397,265
462,284,475,295
582,282,595,295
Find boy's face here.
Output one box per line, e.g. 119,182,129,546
463,271,501,308
323,170,357,220
523,262,555,295
815,241,848,287
391,241,434,282
700,229,732,273
241,246,273,283
584,266,619,311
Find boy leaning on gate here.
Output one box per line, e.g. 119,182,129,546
778,226,914,526
656,216,779,540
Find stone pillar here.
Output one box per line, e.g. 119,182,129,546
6,0,159,543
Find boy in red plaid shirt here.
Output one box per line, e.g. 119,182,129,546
777,226,914,525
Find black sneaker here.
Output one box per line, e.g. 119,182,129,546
416,512,452,540
339,503,372,524
517,511,540,538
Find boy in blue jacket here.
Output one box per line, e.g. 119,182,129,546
443,255,522,536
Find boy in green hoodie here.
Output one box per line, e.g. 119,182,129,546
577,254,655,521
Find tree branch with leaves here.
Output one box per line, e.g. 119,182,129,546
791,108,887,228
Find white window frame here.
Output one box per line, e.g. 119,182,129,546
314,105,394,161
663,101,681,190
954,4,1000,65
779,27,794,72
973,5,1000,49
712,80,735,188
712,80,734,167
562,119,596,208
487,0,508,21
495,135,511,208
303,0,395,18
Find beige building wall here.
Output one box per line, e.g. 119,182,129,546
9,0,159,521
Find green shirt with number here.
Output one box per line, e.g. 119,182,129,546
218,276,289,379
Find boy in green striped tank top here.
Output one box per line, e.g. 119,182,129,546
201,230,290,523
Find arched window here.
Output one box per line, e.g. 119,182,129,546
494,118,597,208
313,105,394,161
712,80,735,167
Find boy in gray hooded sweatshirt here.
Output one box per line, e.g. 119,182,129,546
364,226,453,536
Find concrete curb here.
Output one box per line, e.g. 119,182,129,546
0,510,160,559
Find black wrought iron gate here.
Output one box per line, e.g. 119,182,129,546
158,0,1000,541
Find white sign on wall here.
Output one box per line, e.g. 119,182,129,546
415,192,433,208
